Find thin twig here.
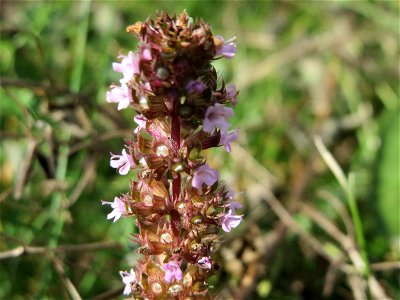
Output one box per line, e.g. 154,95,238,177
347,273,367,300
0,241,122,260
301,203,390,299
91,287,124,300
314,137,371,279
370,261,400,272
68,129,132,155
53,256,82,300
301,203,351,251
316,190,355,240
63,154,97,208
13,138,37,200
314,136,348,191
0,77,91,103
323,258,343,297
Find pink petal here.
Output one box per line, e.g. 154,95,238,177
175,271,183,281
117,97,130,110
192,177,202,189
142,49,152,60
123,284,131,295
107,209,120,222
118,162,130,175
165,272,174,283
112,62,125,73
226,84,237,105
202,118,214,133
228,218,242,229
222,223,231,232
122,149,135,167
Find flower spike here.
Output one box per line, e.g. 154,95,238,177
103,11,242,298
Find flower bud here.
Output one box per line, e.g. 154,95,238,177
206,205,216,217
190,216,203,225
193,281,208,293
156,67,169,80
151,282,163,294
178,104,193,118
168,284,182,296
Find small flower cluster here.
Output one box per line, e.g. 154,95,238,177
103,11,242,298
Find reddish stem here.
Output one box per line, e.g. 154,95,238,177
171,98,181,203
171,112,180,155
172,174,181,204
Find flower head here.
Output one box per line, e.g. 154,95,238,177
133,115,147,134
214,35,237,59
226,83,238,105
226,189,235,200
163,261,183,283
105,11,242,297
197,256,212,269
120,269,137,295
106,84,133,110
203,103,233,133
226,200,243,213
220,129,238,152
113,51,139,83
192,164,219,188
110,149,135,175
219,209,243,232
101,197,126,222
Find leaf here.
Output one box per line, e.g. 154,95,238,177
376,110,400,237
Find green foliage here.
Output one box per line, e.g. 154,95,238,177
377,110,400,237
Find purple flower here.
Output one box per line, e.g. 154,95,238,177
119,269,137,295
186,79,206,94
224,189,243,213
163,261,183,283
101,197,126,222
215,35,237,59
197,256,212,269
192,164,219,188
203,103,233,133
226,188,235,199
226,200,242,212
226,83,238,105
106,84,132,110
110,149,135,175
112,51,139,84
219,209,243,232
220,129,238,152
133,115,147,134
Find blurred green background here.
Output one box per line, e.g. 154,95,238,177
0,1,399,299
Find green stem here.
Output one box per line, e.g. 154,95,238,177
346,173,370,278
48,139,70,249
314,137,371,281
70,0,92,93
38,137,70,296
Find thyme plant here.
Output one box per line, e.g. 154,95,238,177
103,11,242,298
